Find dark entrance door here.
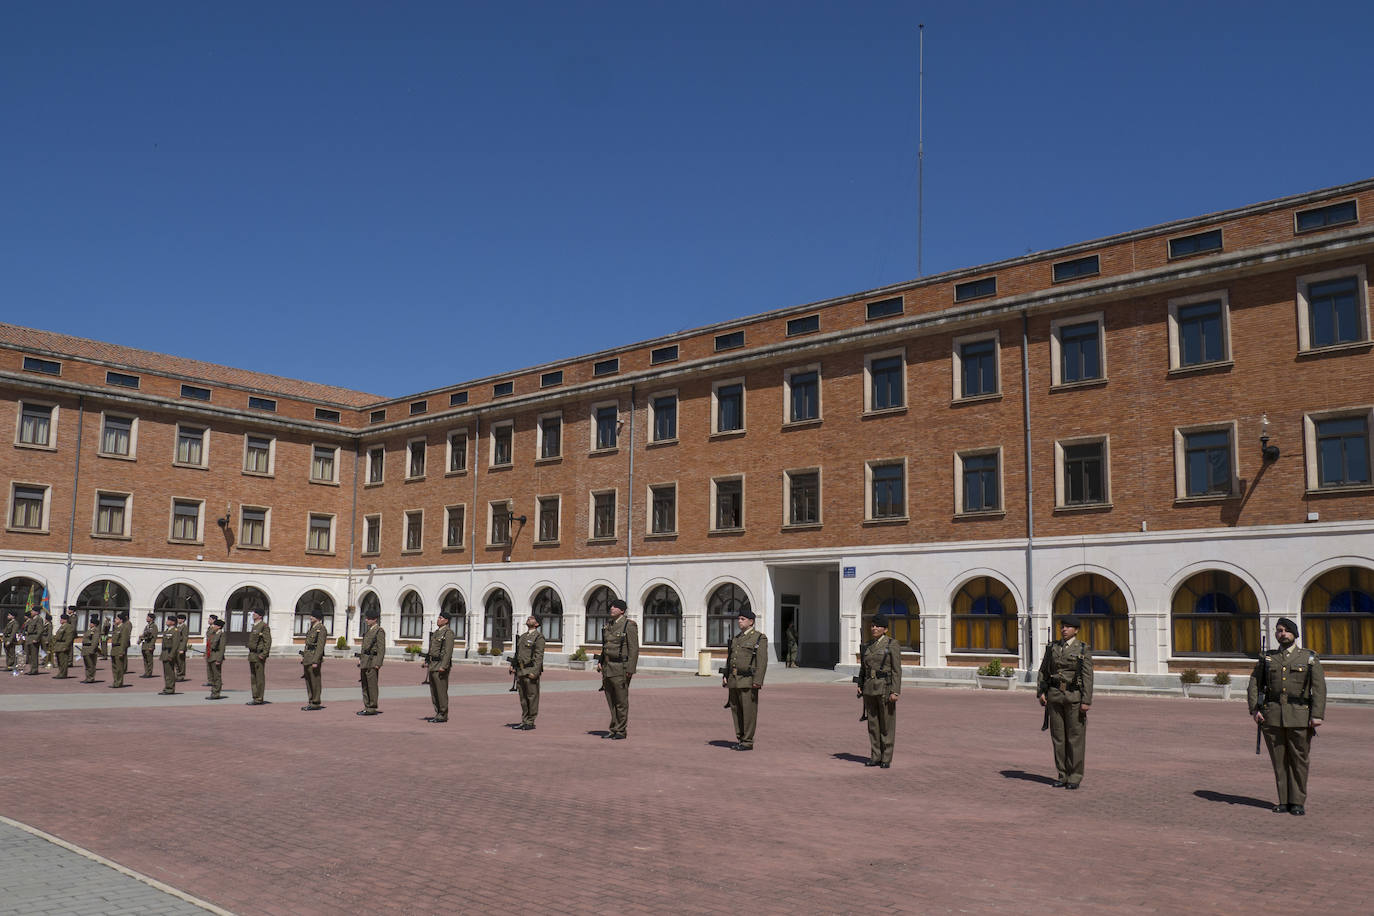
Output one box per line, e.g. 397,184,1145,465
225,587,269,647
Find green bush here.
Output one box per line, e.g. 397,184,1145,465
477,645,488,656
335,636,348,651
1212,670,1231,685
977,658,1013,677
568,647,589,662
1179,668,1202,685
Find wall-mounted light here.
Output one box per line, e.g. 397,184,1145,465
1260,414,1280,462
216,503,232,528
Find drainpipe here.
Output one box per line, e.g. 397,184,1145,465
625,386,636,604
61,396,86,608
467,414,479,657
347,441,359,639
1021,311,1036,675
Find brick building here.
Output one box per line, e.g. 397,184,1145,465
4,178,1373,685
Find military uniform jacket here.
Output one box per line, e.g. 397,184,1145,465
160,624,179,656
176,623,189,654
1036,638,1093,704
599,616,638,678
247,621,272,661
52,620,75,652
859,634,903,697
427,626,454,672
24,614,42,643
113,620,132,653
360,623,385,670
514,629,545,678
206,628,225,662
139,621,157,647
301,621,326,666
1247,645,1326,727
81,623,101,657
724,628,768,688
4,616,18,645
42,617,53,643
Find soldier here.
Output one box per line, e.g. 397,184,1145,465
138,612,158,677
80,614,101,683
109,610,132,688
1248,617,1327,815
175,612,190,681
158,615,180,694
98,614,110,659
722,609,767,751
51,611,75,678
596,598,638,740
1036,614,1094,789
205,616,226,700
784,620,799,668
511,615,545,730
425,609,455,723
41,612,54,668
3,610,19,670
202,615,218,685
857,615,902,768
357,605,385,716
246,609,271,705
300,607,327,710
23,607,43,674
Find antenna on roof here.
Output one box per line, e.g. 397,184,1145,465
918,23,925,278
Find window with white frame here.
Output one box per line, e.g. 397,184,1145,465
536,495,559,543
592,404,618,451
649,392,678,443
404,510,424,551
784,366,821,423
93,491,130,537
591,490,616,539
785,469,820,526
307,514,334,553
712,476,743,531
1296,265,1370,351
366,446,384,484
952,331,1000,400
175,426,207,467
447,430,468,473
1051,313,1106,385
490,422,513,467
866,460,906,520
538,413,562,460
712,380,745,433
488,500,512,546
243,435,274,476
445,505,465,548
1168,291,1230,370
9,483,49,531
1055,437,1110,507
363,514,381,554
407,438,427,478
864,350,906,412
1304,408,1373,490
239,506,269,548
1175,423,1236,499
956,449,1002,514
649,483,676,535
170,499,203,542
16,402,55,448
99,414,135,458
310,444,339,483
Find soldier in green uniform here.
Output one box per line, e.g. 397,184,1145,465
51,612,75,678
23,607,43,674
596,598,638,740
425,609,455,723
3,611,19,670
357,605,385,715
158,615,180,694
722,609,767,750
1037,614,1094,789
98,615,109,659
857,615,902,768
109,610,132,687
300,608,327,710
138,612,157,677
205,616,226,700
80,615,101,683
1248,617,1327,815
511,615,545,730
175,612,190,682
41,612,54,668
246,609,271,705
784,621,799,668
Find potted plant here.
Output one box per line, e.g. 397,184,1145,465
334,635,349,655
404,644,422,661
477,645,494,664
1179,668,1203,698
975,658,1016,689
568,647,589,670
1184,669,1231,699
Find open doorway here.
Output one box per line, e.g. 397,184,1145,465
769,564,839,668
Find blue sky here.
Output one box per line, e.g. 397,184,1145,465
4,1,1372,398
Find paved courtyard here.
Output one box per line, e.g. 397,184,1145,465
2,656,1371,915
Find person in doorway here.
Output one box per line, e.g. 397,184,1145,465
784,620,799,668
722,609,767,750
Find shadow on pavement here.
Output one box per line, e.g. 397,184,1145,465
1193,790,1272,809
1000,769,1058,785
831,752,869,765
706,740,738,749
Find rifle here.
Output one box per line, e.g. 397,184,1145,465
418,651,433,686
1255,634,1268,755
506,654,519,692
1040,622,1053,732
853,639,869,721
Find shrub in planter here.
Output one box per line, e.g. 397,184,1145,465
1212,670,1231,686
568,647,589,662
977,658,1014,677
335,636,348,651
1179,668,1201,685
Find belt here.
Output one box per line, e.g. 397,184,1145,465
1278,697,1309,706
604,655,625,663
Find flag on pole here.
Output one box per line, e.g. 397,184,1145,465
24,585,35,615
102,581,112,605
40,586,50,613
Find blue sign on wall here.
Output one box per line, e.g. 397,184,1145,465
842,566,856,579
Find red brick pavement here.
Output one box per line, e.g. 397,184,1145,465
2,663,1371,915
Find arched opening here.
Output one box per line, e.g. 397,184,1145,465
584,586,618,645
707,583,750,648
484,589,512,652
643,584,682,647
294,589,335,637
399,590,425,640
531,587,563,643
225,586,269,647
861,578,919,652
1171,570,1259,656
440,589,466,640
154,583,204,635
75,580,130,633
951,576,1018,654
1302,566,1374,658
1052,573,1129,656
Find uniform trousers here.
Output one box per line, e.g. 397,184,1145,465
110,650,127,687
729,687,759,747
360,667,380,710
26,643,39,674
208,660,223,698
162,656,177,692
517,675,540,725
249,658,266,701
303,665,322,706
141,646,154,677
863,695,896,764
1262,724,1313,806
82,651,98,681
429,669,449,720
54,649,71,677
602,675,629,736
1046,693,1087,785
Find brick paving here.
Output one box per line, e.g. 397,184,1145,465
2,658,1372,915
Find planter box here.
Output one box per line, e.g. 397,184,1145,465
478,657,494,665
976,675,1015,690
1183,682,1231,699
567,660,587,670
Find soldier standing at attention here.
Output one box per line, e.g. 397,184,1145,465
51,612,75,678
138,612,157,677
512,615,545,730
246,609,271,705
300,608,327,710
205,616,226,700
1037,614,1094,789
158,615,180,695
23,607,43,674
722,609,767,751
97,614,109,659
41,612,54,668
3,611,19,670
357,605,385,716
175,612,190,682
201,615,217,685
109,610,132,688
784,621,799,668
596,598,638,740
1249,617,1326,815
425,609,455,723
80,615,101,683
857,615,902,768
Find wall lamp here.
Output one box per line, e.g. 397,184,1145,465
1260,414,1280,463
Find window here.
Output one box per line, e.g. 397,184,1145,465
1168,292,1230,370
484,589,513,648
715,330,744,351
172,426,206,467
953,332,999,399
99,414,134,458
240,507,268,548
712,477,743,530
181,384,211,401
170,500,202,542
539,413,562,460
248,396,276,412
540,370,563,388
294,590,335,637
649,484,676,535
406,439,426,478
357,592,378,636
367,447,384,484
866,296,903,320
9,484,48,531
591,491,616,540
707,583,750,647
311,444,338,483
400,591,425,640
1053,574,1130,656
584,586,617,644
1057,438,1109,507
307,514,334,553
865,351,905,412
643,584,682,646
489,501,512,547
786,470,820,526
450,391,468,407
1176,424,1235,498
787,314,819,336
106,371,140,389
409,400,428,416
363,514,381,554
315,408,341,423
593,405,618,451
954,276,997,302
957,450,1002,513
1301,566,1374,659
1171,570,1259,656
593,358,619,376
445,505,465,549
244,435,274,475
370,409,386,423
651,344,678,364
862,579,920,651
447,430,468,473
93,492,129,537
441,589,467,640
493,381,513,397
785,368,820,423
532,587,563,642
867,460,906,520
1168,228,1223,259
1296,266,1369,351
1052,254,1100,283
651,393,677,442
491,423,513,467
713,381,745,433
951,576,1018,653
1296,200,1357,233
17,403,54,448
23,356,60,375
404,510,424,551
537,496,559,543
1051,313,1106,385
154,584,203,636
1305,410,1372,490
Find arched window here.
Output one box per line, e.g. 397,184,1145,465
440,589,467,640
226,586,269,646
1171,571,1259,656
294,589,334,637
643,585,682,647
358,592,380,638
154,583,204,634
1302,566,1374,658
531,587,563,643
707,583,750,647
399,590,425,640
861,579,919,651
485,589,512,650
75,580,131,633
0,577,44,630
1052,573,1128,656
584,586,617,644
951,576,1018,653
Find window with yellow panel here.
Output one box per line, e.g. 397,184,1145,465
951,576,1018,653
1170,571,1259,657
861,579,919,652
1052,573,1129,656
1302,566,1374,659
